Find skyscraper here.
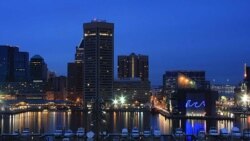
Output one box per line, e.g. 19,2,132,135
244,64,250,92
75,40,84,63
30,55,48,82
244,64,250,81
0,45,29,82
67,39,84,102
118,53,149,81
83,20,114,104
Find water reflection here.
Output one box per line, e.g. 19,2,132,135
0,111,245,135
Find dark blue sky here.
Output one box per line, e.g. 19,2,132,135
1,0,250,85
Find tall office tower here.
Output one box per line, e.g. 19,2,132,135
244,64,250,81
67,39,84,102
118,53,149,81
30,55,48,82
0,45,29,82
75,40,84,63
244,64,250,92
83,20,114,103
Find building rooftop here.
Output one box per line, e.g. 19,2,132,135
31,55,44,60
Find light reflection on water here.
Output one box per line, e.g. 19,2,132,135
0,111,248,135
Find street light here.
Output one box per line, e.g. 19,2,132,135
113,99,118,105
242,94,249,106
119,96,125,104
241,94,249,129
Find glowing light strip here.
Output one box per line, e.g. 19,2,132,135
185,100,205,108
244,63,247,78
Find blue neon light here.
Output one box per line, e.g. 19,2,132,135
185,100,205,108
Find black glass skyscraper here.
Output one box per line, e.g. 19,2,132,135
0,45,29,82
83,20,114,104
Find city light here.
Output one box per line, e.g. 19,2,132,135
119,96,125,104
113,99,118,105
242,94,249,104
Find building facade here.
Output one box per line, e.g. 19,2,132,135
113,78,150,104
0,45,29,82
67,62,84,101
118,53,148,81
29,55,48,82
211,84,235,99
163,71,210,95
83,20,114,104
47,76,67,100
244,64,250,92
162,70,217,116
67,39,84,102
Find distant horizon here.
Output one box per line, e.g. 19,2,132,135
1,0,250,85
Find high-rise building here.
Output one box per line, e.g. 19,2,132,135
244,64,250,81
30,55,48,82
67,39,84,102
67,62,84,100
75,40,84,63
83,20,114,103
118,53,149,81
0,45,29,82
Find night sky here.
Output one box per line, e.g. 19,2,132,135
1,0,250,85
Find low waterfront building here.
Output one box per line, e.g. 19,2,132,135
163,70,218,116
176,89,218,116
46,75,67,101
211,84,235,99
0,81,46,100
113,78,150,104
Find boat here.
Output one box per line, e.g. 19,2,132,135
197,130,206,139
64,129,74,137
12,130,19,136
208,127,219,136
143,130,151,137
62,138,70,141
121,128,128,137
86,131,95,139
54,129,63,137
153,128,161,138
76,127,85,137
220,128,229,138
131,127,139,138
243,128,250,139
174,128,185,137
231,127,241,138
21,128,30,136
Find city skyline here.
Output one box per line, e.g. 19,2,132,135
1,0,250,85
